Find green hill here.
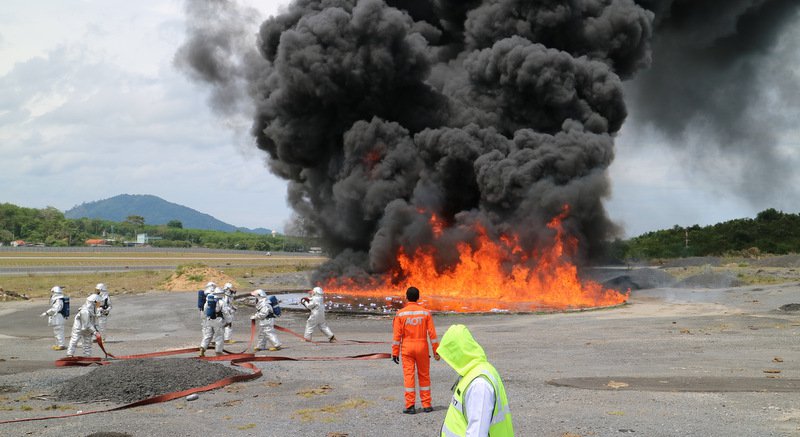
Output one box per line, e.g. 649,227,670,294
65,194,270,234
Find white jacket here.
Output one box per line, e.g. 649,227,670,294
74,304,97,333
45,296,65,326
303,294,326,324
254,298,275,326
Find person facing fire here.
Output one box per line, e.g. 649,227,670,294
392,286,439,414
300,286,336,342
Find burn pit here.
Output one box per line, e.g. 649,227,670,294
317,207,629,314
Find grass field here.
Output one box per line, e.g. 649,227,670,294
0,250,326,299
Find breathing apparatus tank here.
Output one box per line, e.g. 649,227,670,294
269,296,281,317
197,290,206,310
205,295,218,319
59,296,70,318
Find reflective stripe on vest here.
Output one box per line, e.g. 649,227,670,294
440,363,513,436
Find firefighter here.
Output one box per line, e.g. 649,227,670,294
300,286,335,342
93,283,111,342
66,294,102,358
199,288,226,357
250,289,282,351
438,324,513,436
40,286,67,350
221,282,236,344
392,286,439,414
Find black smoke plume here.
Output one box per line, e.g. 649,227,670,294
627,0,800,205
177,0,657,283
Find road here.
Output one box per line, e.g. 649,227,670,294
2,283,800,435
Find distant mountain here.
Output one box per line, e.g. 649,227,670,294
64,194,271,234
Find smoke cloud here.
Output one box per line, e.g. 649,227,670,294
626,0,800,205
177,0,657,282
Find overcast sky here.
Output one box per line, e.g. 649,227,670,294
2,1,798,237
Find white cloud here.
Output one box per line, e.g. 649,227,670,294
1,0,292,232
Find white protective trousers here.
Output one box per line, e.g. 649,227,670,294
303,295,334,340
254,299,281,349
46,297,66,347
67,306,96,357
201,317,224,354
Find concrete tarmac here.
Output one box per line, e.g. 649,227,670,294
2,283,800,436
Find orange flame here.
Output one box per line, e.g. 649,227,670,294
324,206,627,312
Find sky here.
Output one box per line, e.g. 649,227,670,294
2,0,798,237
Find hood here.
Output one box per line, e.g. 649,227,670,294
437,324,487,376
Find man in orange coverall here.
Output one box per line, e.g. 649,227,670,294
392,286,439,414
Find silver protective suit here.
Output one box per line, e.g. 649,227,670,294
302,292,334,341
200,296,227,354
221,293,235,342
95,291,111,341
45,295,66,348
67,302,97,357
254,297,281,350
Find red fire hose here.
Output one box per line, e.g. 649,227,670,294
1,320,391,424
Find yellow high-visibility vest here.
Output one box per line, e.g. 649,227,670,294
441,361,513,436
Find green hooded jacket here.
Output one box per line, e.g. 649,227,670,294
438,324,513,436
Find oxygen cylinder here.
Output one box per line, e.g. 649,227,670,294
197,290,206,310
59,296,70,318
269,296,281,317
205,295,217,319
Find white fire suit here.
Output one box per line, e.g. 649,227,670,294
253,298,281,350
221,292,236,342
302,292,334,341
44,295,66,348
95,291,111,341
67,302,97,357
200,296,227,355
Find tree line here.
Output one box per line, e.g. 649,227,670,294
0,203,315,252
610,208,800,260
3,203,798,258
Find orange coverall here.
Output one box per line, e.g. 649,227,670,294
392,301,439,409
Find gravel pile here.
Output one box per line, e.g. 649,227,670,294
55,358,246,404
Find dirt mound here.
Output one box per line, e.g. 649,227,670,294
161,265,238,292
0,288,29,301
55,358,245,404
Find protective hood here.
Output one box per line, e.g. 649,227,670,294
437,324,487,377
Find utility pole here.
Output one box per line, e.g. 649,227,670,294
684,228,689,249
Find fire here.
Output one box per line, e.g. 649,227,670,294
324,206,628,312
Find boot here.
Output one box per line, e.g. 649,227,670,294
329,336,337,343
225,339,235,344
268,345,282,351
199,347,206,357
51,345,65,351
402,406,416,414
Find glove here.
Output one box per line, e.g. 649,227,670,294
40,312,47,317
250,315,256,320
392,355,399,364
434,353,440,361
